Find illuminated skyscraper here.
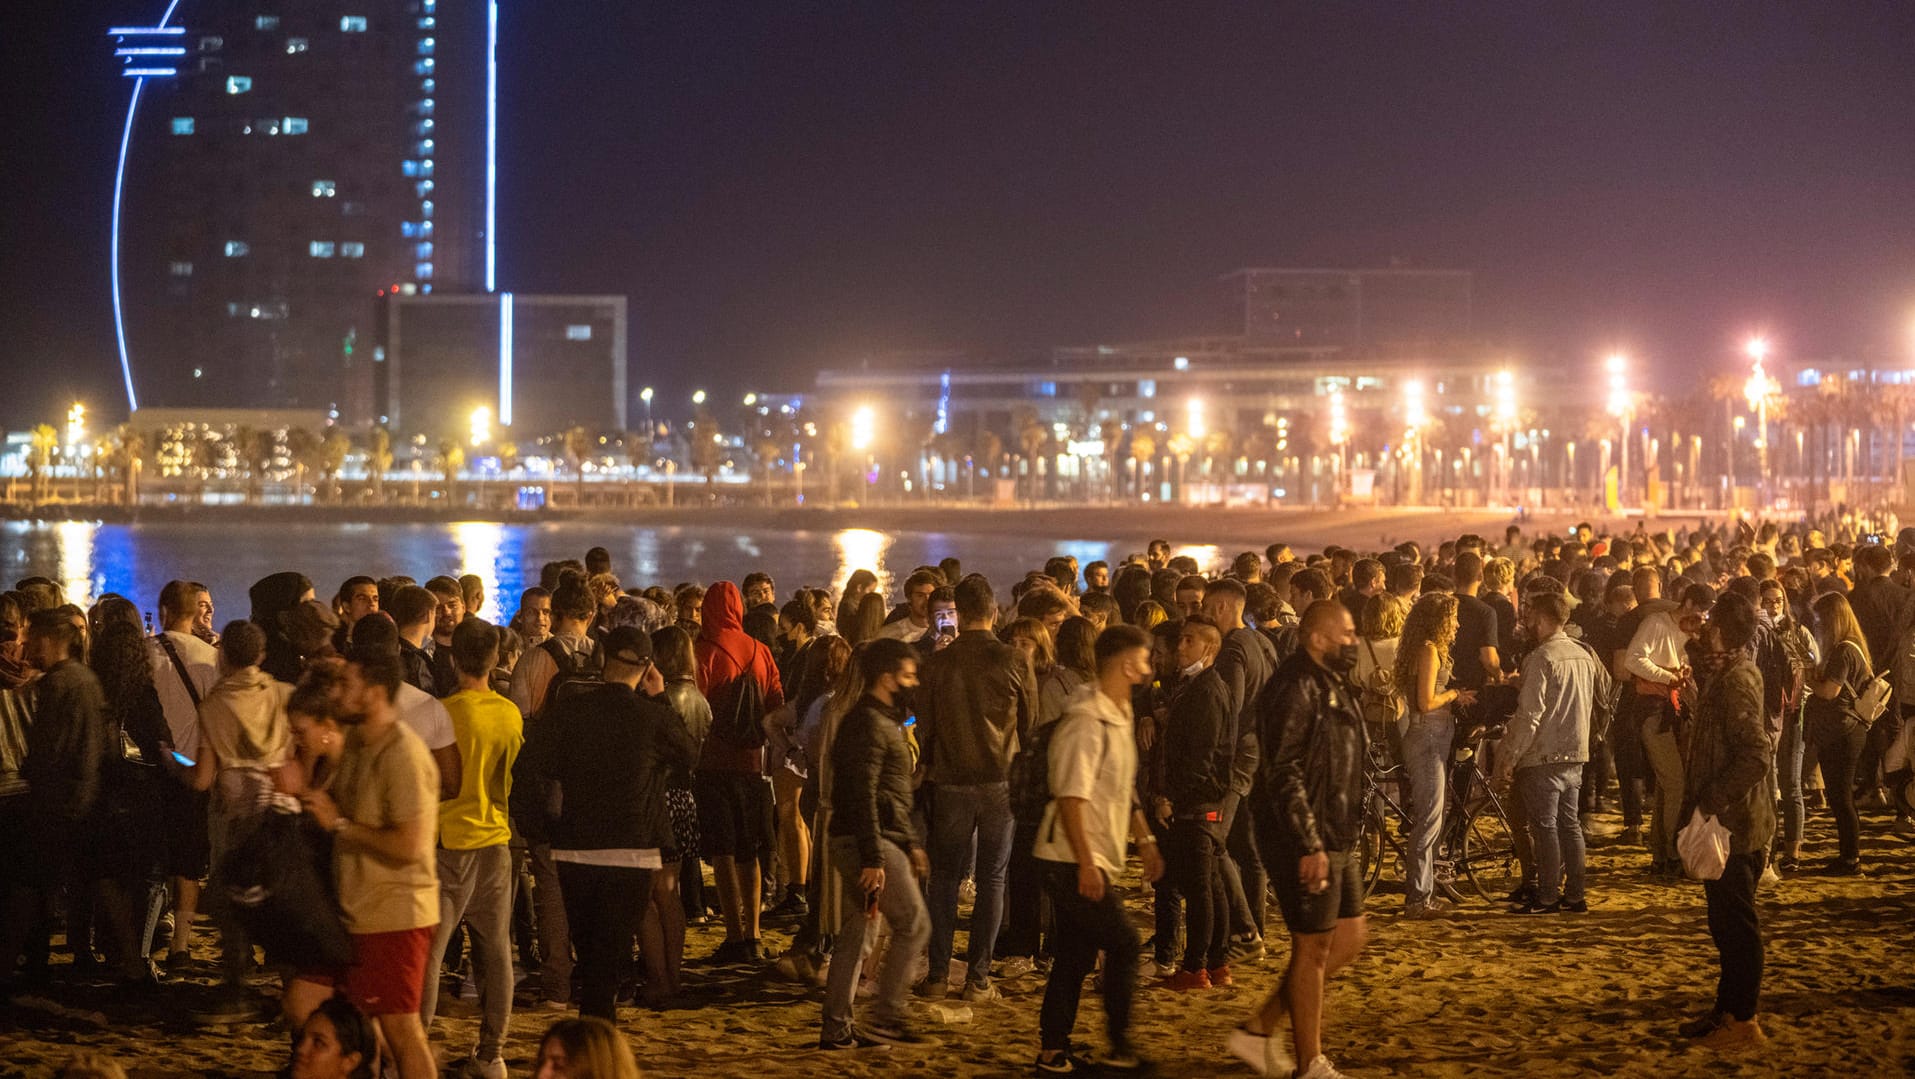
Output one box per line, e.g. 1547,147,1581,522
109,1,497,418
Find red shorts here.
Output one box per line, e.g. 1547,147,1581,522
297,926,436,1016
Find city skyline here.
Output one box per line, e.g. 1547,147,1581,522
6,4,1915,426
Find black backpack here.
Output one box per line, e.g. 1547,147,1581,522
708,641,768,748
1008,713,1107,825
538,638,603,714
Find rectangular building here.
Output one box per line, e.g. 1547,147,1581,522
1224,267,1473,349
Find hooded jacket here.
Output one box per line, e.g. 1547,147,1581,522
694,581,786,774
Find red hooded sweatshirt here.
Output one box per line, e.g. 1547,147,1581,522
694,580,786,774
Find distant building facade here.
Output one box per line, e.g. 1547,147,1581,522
1224,267,1473,348
109,1,495,417
376,292,628,438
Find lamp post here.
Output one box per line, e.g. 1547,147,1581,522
1605,354,1630,509
851,404,876,504
1328,388,1349,505
1494,370,1516,504
1402,378,1427,505
640,386,654,442
1743,337,1779,509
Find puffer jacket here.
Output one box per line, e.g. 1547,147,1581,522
828,696,920,868
1681,657,1776,856
1254,650,1368,853
1163,665,1235,818
694,581,785,774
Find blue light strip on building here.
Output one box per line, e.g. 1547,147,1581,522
485,0,498,292
120,67,180,77
107,26,184,35
499,292,515,425
110,0,184,414
116,46,186,55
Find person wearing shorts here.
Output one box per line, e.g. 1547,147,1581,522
288,643,441,1079
1231,601,1371,1079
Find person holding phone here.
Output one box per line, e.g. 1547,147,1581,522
818,639,931,1051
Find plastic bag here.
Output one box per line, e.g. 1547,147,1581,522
1675,807,1730,882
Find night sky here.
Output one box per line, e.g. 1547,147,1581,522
6,2,1915,427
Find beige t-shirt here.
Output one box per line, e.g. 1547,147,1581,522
331,719,440,934
1033,683,1138,876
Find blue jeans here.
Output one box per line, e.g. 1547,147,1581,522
1401,709,1454,906
927,782,1014,987
1516,763,1585,905
822,837,928,1040
1778,708,1806,852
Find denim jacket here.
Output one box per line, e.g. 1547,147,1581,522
1500,632,1604,770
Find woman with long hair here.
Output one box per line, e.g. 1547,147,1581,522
836,570,879,636
1393,592,1475,917
85,619,170,984
645,625,708,990
769,635,854,981
1807,591,1870,874
1355,593,1410,755
763,636,847,925
533,1016,642,1079
290,996,379,1079
842,592,887,647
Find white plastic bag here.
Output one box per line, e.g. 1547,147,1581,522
1676,807,1730,881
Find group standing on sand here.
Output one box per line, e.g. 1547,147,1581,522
2,516,1912,1076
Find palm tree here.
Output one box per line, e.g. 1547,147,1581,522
1127,430,1157,501
109,424,145,506
436,438,465,504
367,427,394,505
319,428,350,504
754,436,783,505
562,426,592,506
1015,409,1048,502
27,424,57,503
286,427,323,504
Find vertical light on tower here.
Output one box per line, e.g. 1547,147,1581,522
107,0,187,414
498,292,515,426
485,0,499,292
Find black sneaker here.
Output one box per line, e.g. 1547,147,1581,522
818,1031,889,1051
1502,883,1537,906
1817,858,1862,877
1034,1052,1088,1075
1678,1010,1724,1039
863,1020,934,1048
1558,898,1589,913
768,892,810,922
1508,898,1563,916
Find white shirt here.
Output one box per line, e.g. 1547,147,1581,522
1034,683,1138,876
876,617,928,643
147,631,218,758
396,681,456,751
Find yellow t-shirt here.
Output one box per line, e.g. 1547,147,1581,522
438,688,524,850
332,720,439,933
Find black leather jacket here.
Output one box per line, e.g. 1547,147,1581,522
829,696,921,867
1254,650,1368,853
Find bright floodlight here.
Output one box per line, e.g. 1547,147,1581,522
743,392,759,406
1745,336,1770,363
692,389,707,406
1187,398,1206,439
469,405,491,447
1403,379,1427,429
1605,354,1630,417
851,404,876,452
640,386,654,404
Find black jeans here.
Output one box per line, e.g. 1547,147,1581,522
1808,714,1868,863
1221,791,1265,939
999,821,1047,960
1702,851,1763,1021
556,861,655,1021
1168,821,1227,972
1610,696,1647,829
1039,862,1139,1055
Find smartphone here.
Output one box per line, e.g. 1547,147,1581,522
170,750,195,768
864,885,883,916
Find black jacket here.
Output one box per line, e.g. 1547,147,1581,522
23,660,107,822
1254,650,1368,853
1163,666,1235,819
916,629,1036,786
398,639,435,696
512,683,694,852
829,696,920,867
1215,627,1278,796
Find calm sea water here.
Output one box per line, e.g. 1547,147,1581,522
0,520,1220,618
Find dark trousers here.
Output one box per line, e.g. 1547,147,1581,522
1702,852,1763,1021
1610,697,1647,828
1808,715,1869,863
555,861,655,1021
1039,862,1139,1055
1168,821,1228,972
1221,791,1265,939
999,821,1047,960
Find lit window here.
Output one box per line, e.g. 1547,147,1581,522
226,75,252,94
418,17,436,29
414,242,434,259
341,15,368,32
310,241,336,258
566,325,593,341
413,180,433,197
417,118,434,132
418,97,435,113
413,58,434,75
193,367,204,379
1138,379,1156,399
199,35,223,51
420,200,434,218
252,118,280,135
414,262,434,279
401,221,424,238
169,261,194,277
401,160,422,178
311,179,337,197
341,242,365,258
418,37,435,54
170,116,194,135
420,78,435,93
255,15,280,31
284,116,308,134
286,37,308,54
224,241,250,257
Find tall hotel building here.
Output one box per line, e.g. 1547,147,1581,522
109,2,495,424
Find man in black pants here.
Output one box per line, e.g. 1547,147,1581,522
1160,616,1235,990
1677,593,1774,1052
1202,579,1279,960
511,627,693,1021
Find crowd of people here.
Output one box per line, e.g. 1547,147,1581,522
0,520,1910,1077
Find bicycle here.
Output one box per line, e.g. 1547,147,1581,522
1355,719,1517,904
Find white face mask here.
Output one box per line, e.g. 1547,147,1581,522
1180,659,1207,679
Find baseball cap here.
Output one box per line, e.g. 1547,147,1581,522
602,626,653,668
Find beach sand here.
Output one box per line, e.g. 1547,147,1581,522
3,807,1909,1078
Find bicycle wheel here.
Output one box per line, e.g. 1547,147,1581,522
1356,797,1389,898
1459,793,1519,902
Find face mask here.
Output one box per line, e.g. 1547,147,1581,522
1326,643,1360,673
1180,659,1206,679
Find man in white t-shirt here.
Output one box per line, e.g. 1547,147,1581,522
1032,624,1164,1076
147,580,220,968
352,614,461,800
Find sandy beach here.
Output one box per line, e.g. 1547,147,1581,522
2,803,1909,1079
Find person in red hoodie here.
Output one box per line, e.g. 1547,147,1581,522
693,581,787,962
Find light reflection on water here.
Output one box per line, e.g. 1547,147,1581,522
0,521,1125,617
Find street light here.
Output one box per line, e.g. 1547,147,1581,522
469,405,491,448
1328,388,1349,504
1494,369,1517,503
692,389,707,407
851,404,875,452
1402,379,1427,504
66,402,87,455
639,386,655,441
1605,353,1631,507
1743,337,1780,506
1187,397,1206,440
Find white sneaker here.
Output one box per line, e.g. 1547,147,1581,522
476,1059,508,1079
1225,1025,1294,1077
960,981,1000,1002
997,956,1036,979
1758,864,1781,888
1297,1054,1349,1079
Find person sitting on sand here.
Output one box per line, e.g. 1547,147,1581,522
535,1016,643,1079
291,996,378,1079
